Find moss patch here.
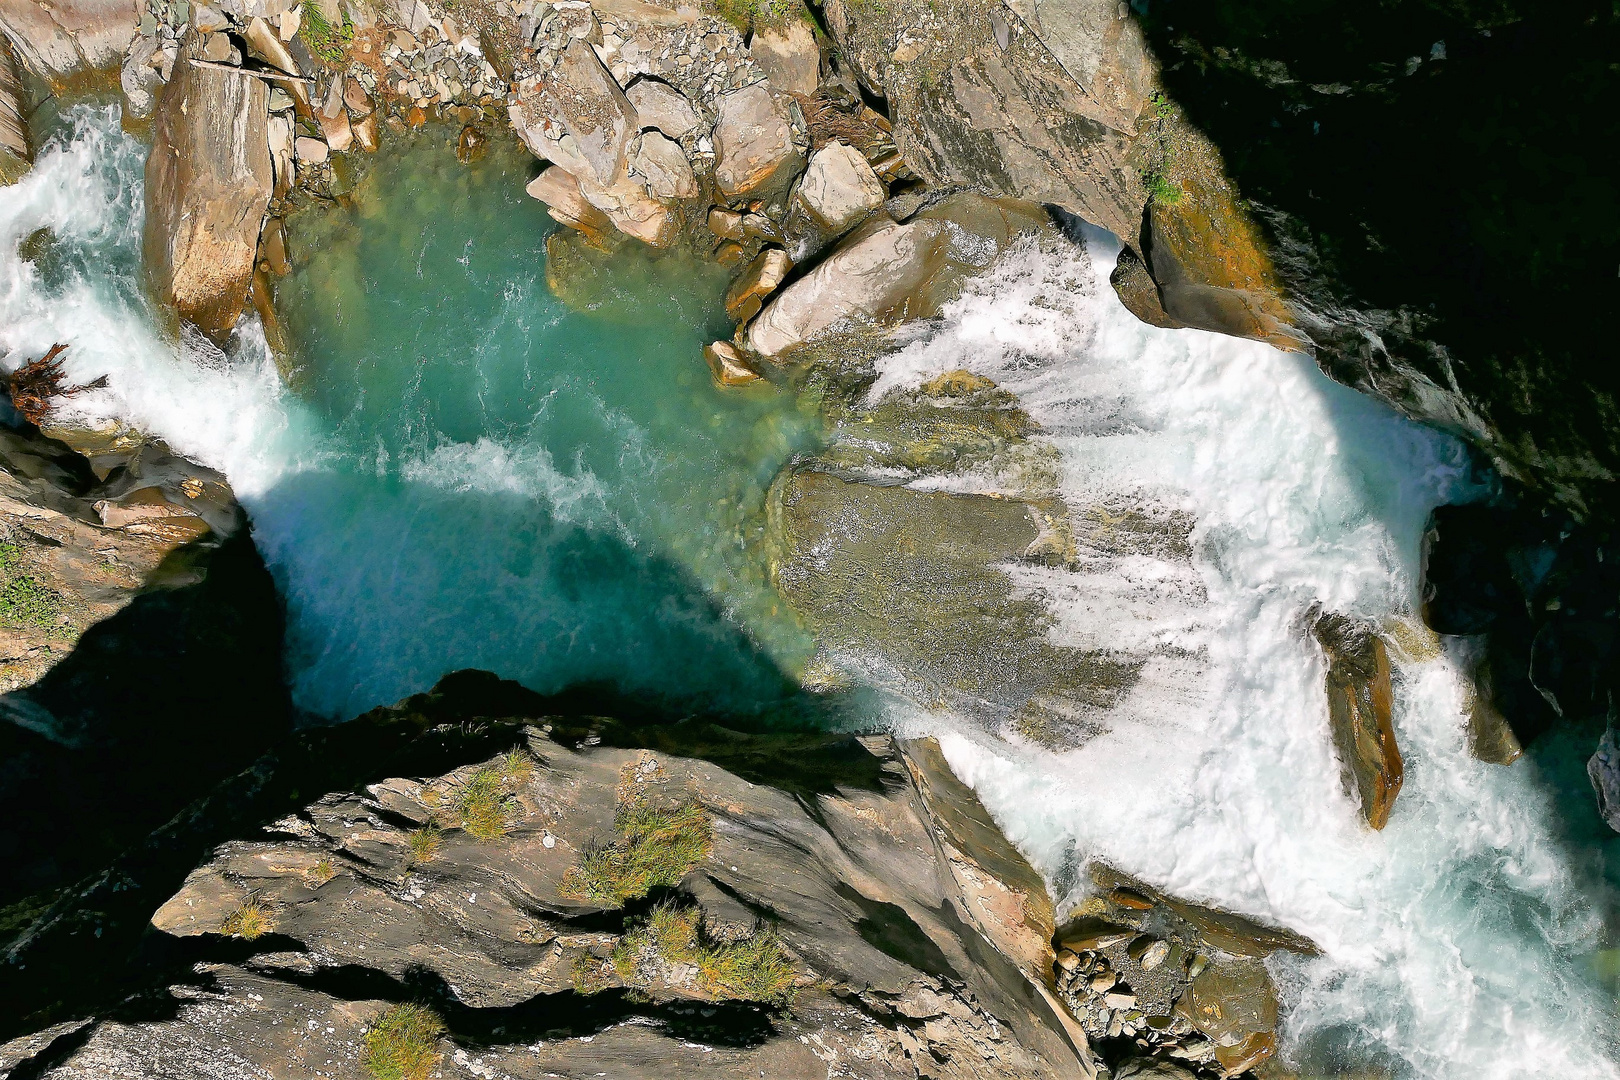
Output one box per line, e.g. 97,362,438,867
298,5,355,64
560,797,712,907
362,1003,444,1080
0,543,66,630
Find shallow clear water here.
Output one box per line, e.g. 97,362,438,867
2,107,1617,1078
0,109,821,720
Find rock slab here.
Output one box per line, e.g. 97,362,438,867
143,31,272,342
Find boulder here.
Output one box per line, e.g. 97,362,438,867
0,36,29,185
0,0,140,85
628,130,697,200
749,16,819,97
723,246,792,323
144,31,273,343
350,110,379,152
1312,613,1403,829
1588,726,1620,833
118,35,164,120
712,81,802,199
525,166,618,248
266,112,294,196
704,340,762,386
316,103,352,152
748,192,1049,358
510,39,677,246
293,134,328,163
1174,959,1279,1075
794,140,885,238
625,77,699,139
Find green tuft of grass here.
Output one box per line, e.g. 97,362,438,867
361,1003,444,1080
298,4,355,65
450,748,534,841
607,902,797,1005
221,898,271,940
406,824,442,864
305,857,337,887
697,925,797,1004
559,798,712,907
1144,171,1183,206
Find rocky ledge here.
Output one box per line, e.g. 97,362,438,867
0,672,1312,1079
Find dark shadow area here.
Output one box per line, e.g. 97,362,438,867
834,882,959,982
0,529,290,909
1137,0,1620,515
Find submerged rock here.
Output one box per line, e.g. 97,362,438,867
1313,612,1403,829
769,468,1137,745
1588,726,1620,833
143,30,273,342
9,675,1100,1078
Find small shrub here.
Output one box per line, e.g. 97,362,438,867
0,543,64,629
361,1003,444,1080
559,798,712,906
221,898,271,940
305,857,337,887
406,824,442,864
607,902,796,1005
698,927,796,1004
298,4,355,64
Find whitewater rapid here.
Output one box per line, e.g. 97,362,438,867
2,108,1616,1077
874,236,1620,1077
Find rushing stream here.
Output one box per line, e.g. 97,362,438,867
1,107,1616,1077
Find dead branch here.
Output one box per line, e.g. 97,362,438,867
7,343,109,426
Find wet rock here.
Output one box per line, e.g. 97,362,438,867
749,15,818,97
794,140,885,238
748,193,1049,358
723,246,791,323
626,76,699,139
628,129,696,200
704,340,762,387
351,110,379,152
144,30,273,342
1174,958,1279,1075
0,0,140,84
1312,613,1403,829
711,81,802,199
707,205,745,240
0,36,30,185
1587,726,1620,833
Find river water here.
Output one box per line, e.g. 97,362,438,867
1,106,1615,1077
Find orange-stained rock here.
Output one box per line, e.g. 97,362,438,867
703,341,762,387
1313,612,1403,828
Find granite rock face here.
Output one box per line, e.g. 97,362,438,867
143,30,273,342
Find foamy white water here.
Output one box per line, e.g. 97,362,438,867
875,235,1620,1077
4,108,1616,1077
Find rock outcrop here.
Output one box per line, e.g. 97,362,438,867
0,0,139,86
1312,613,1403,830
2,675,1100,1079
143,30,273,341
